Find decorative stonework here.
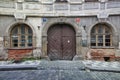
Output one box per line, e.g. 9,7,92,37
84,3,99,10
107,1,120,9
24,3,41,10
17,2,23,10
69,0,83,3
43,5,53,11
24,0,38,2
0,1,15,9
70,4,82,11
54,3,68,10
14,12,26,20
97,11,109,19
41,0,53,3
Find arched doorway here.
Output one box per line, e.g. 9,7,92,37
47,24,76,60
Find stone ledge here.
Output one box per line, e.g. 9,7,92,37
83,60,120,72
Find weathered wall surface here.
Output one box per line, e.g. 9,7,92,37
0,37,7,60
86,49,115,61
0,0,120,61
0,16,15,36
27,17,42,47
26,17,42,58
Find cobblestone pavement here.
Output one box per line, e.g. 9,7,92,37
0,60,120,80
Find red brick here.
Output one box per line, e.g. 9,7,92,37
86,49,115,61
8,49,33,60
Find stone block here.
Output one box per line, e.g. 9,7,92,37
115,50,120,57
73,55,83,60
0,37,8,60
14,12,26,20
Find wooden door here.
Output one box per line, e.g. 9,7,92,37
47,24,76,60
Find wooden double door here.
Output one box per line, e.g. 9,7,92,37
47,24,76,60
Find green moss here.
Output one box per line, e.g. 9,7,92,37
21,57,41,61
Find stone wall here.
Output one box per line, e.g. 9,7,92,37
0,14,120,61
0,16,15,36
0,37,7,60
8,49,33,60
86,49,115,61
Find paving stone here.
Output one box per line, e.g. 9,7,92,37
38,60,85,70
0,70,59,80
90,72,120,80
0,60,120,80
60,70,95,80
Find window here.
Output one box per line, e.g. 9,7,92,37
10,24,33,48
85,0,98,2
91,24,112,48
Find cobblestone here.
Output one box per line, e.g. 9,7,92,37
0,60,120,80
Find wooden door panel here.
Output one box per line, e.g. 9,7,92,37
62,25,76,60
47,24,76,60
62,37,74,60
47,25,62,60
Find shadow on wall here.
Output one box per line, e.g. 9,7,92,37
86,49,115,61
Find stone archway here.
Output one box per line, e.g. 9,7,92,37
41,18,82,60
